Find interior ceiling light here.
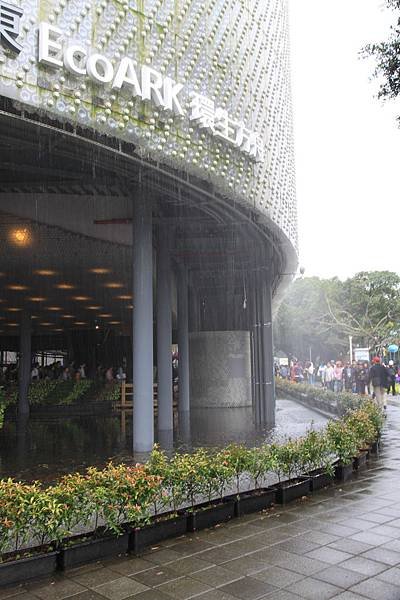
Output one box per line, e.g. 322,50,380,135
86,306,102,310
55,283,75,290
8,285,28,291
74,321,87,326
35,269,57,276
72,296,90,301
6,323,18,327
61,314,75,319
46,307,62,311
104,282,124,289
40,322,53,326
116,295,132,300
28,297,46,302
126,305,134,309
108,320,121,325
89,268,111,274
54,328,63,332
98,313,112,318
10,228,30,246
6,307,21,312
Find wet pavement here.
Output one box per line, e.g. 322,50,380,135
2,401,400,599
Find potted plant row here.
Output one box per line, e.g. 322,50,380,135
0,400,384,585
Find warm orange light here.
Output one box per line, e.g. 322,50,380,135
86,306,102,310
74,321,87,326
108,320,121,325
126,305,134,309
54,328,63,332
104,282,124,289
40,322,53,326
55,283,75,290
10,228,30,246
6,323,18,327
89,268,111,275
116,295,132,300
28,297,46,302
61,314,74,319
8,285,28,291
6,307,21,312
35,269,57,276
46,307,62,311
98,313,112,318
72,296,90,301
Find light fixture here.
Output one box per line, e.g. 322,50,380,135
72,296,90,301
116,295,132,300
98,313,112,318
108,320,121,325
8,285,28,291
10,228,30,246
28,297,46,302
74,321,87,326
104,282,124,289
86,306,102,310
89,268,111,274
46,307,62,311
6,323,19,327
35,269,57,276
61,314,75,319
6,307,21,312
55,283,75,290
40,322,53,326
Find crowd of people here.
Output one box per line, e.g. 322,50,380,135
276,357,399,410
0,362,127,385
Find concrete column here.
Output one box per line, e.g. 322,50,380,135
156,226,173,433
18,311,31,416
132,194,154,453
261,279,275,424
177,265,190,412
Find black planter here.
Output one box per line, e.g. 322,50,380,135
354,451,368,470
370,440,380,455
229,488,276,517
187,500,235,532
275,478,311,505
58,532,129,570
334,462,353,482
307,469,334,492
0,551,57,586
131,512,188,554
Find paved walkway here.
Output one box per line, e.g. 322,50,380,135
2,402,400,600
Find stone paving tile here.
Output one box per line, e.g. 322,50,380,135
304,546,352,565
26,578,87,600
167,539,215,556
93,577,148,600
361,546,400,566
348,530,393,546
327,538,373,555
142,548,184,565
302,531,339,546
156,576,212,599
273,538,320,555
273,553,328,576
356,512,394,524
69,567,122,588
105,557,154,576
218,576,277,599
349,577,400,599
167,555,215,575
377,566,400,585
219,555,269,576
0,586,27,600
251,565,304,587
339,556,389,576
263,592,302,600
285,576,341,599
333,593,371,600
129,590,172,600
199,545,253,565
195,590,243,600
190,566,243,588
129,565,182,587
312,565,367,588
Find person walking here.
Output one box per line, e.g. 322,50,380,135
333,361,344,393
325,361,335,391
343,362,353,392
369,357,388,412
386,360,396,396
306,361,315,385
317,362,327,388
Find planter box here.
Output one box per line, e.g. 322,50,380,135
354,451,368,470
131,512,188,554
370,440,380,455
307,469,334,492
334,462,353,482
58,532,129,570
0,551,57,586
187,499,235,532
275,478,311,505
228,488,276,517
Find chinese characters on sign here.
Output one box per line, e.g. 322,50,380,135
0,1,23,53
189,92,264,163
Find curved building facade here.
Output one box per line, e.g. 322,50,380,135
0,0,297,451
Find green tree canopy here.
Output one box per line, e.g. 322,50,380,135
274,271,400,361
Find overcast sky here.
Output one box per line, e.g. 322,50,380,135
288,0,400,280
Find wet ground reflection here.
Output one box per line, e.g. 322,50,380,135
0,398,328,482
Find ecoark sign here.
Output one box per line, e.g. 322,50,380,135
0,8,264,162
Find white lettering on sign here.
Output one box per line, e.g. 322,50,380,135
36,22,263,161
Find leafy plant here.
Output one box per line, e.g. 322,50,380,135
326,420,359,465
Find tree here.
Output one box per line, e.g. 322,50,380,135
362,1,400,108
274,271,400,361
